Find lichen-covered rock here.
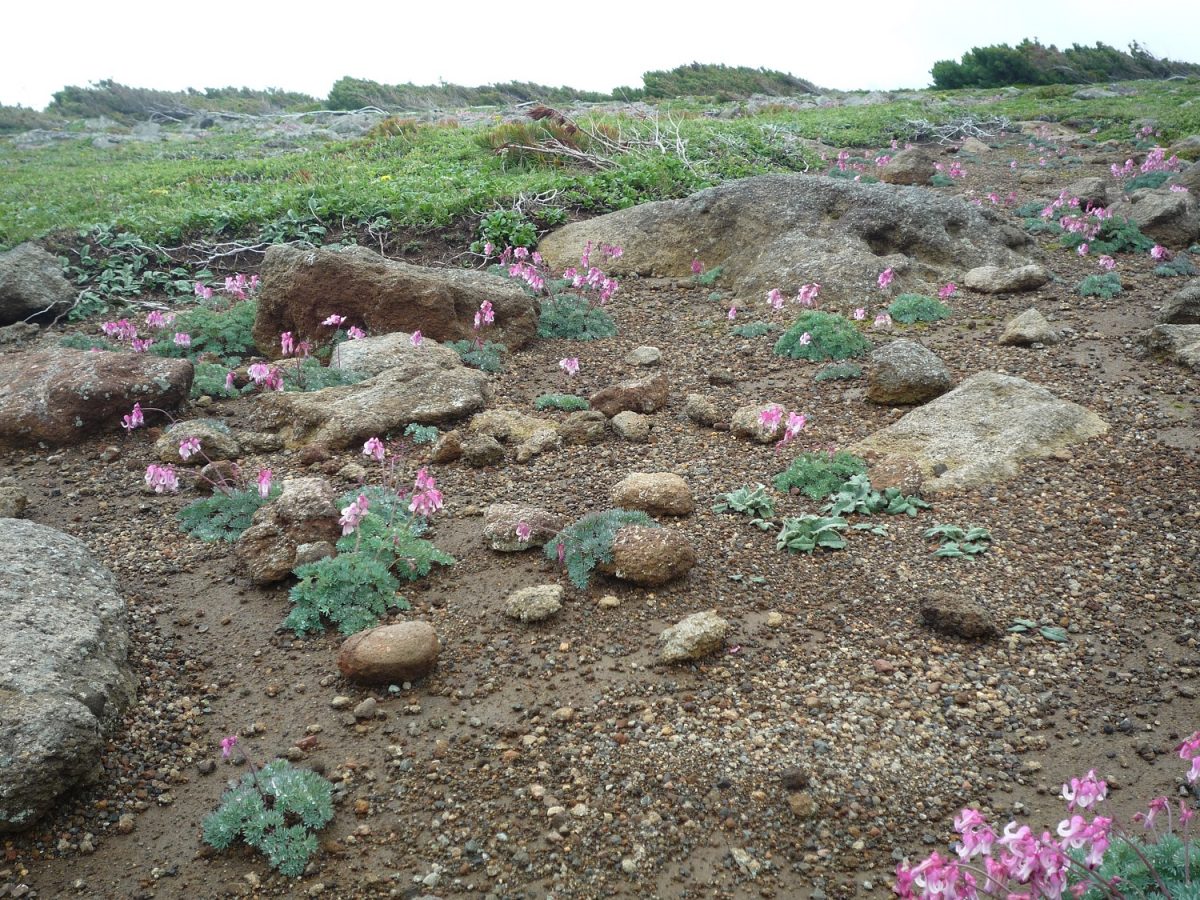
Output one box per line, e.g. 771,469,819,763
482,502,565,551
154,419,242,464
462,432,505,467
684,393,721,427
610,411,651,442
606,525,696,586
331,330,462,376
1108,188,1200,247
558,410,608,445
0,243,75,326
866,340,953,405
999,308,1059,346
504,585,564,623
1137,324,1200,371
878,147,935,186
658,611,729,663
731,403,786,443
610,473,694,517
236,477,341,584
963,264,1050,294
1158,280,1200,325
337,621,439,684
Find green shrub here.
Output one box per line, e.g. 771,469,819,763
280,358,368,392
774,311,869,361
1078,273,1122,298
469,209,536,255
534,393,590,412
694,265,724,286
925,524,993,558
286,488,454,636
1060,217,1153,255
152,300,258,363
191,362,242,399
1023,218,1065,236
774,450,867,500
776,515,848,552
1123,171,1172,192
202,759,334,878
1154,255,1198,277
177,486,279,542
887,293,951,324
930,174,954,187
59,333,111,352
545,509,657,589
404,423,440,444
445,339,507,373
537,296,617,341
813,363,862,382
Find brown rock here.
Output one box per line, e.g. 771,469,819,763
866,340,952,406
236,478,341,584
919,591,997,640
0,349,192,447
878,147,934,186
684,393,721,427
558,410,608,445
866,456,923,496
482,502,565,551
607,525,696,586
253,244,538,355
589,375,669,418
430,429,463,463
338,621,440,684
610,473,694,517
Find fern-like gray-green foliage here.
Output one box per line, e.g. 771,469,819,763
887,294,951,324
191,361,242,399
1061,218,1153,255
534,393,590,412
731,321,775,338
202,759,334,878
822,474,930,517
152,300,259,363
280,358,367,392
544,509,656,589
286,487,453,635
177,486,279,542
1155,255,1198,277
537,296,617,340
774,450,867,500
446,339,507,373
773,311,869,361
813,363,863,382
403,423,440,444
1077,273,1122,299
776,515,848,552
1070,831,1199,899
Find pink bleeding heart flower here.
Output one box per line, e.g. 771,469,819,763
559,357,579,376
256,469,273,499
122,402,145,431
347,326,366,340
410,330,422,347
178,436,201,460
362,436,386,462
322,314,345,327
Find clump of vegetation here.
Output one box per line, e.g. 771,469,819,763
403,423,439,444
776,515,848,552
469,209,536,255
1155,255,1198,278
177,485,280,543
822,474,930,518
888,293,951,324
326,76,609,111
774,450,868,500
694,265,724,287
1060,218,1153,255
545,509,657,589
534,393,590,412
1078,273,1122,299
930,174,955,187
712,484,776,530
537,296,617,341
774,311,870,361
925,523,993,558
202,757,334,878
731,321,775,338
279,358,367,392
1122,171,1173,192
446,339,507,373
639,63,815,100
813,363,863,382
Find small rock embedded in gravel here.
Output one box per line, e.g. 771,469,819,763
462,432,505,467
684,393,721,427
866,339,953,406
337,621,440,684
780,767,809,790
330,695,353,709
1000,308,1059,346
482,502,564,551
352,697,378,720
919,590,998,640
589,375,669,417
610,411,651,442
624,345,661,366
197,759,216,776
788,791,818,818
597,594,622,609
766,611,784,627
610,472,694,517
117,813,135,834
558,410,607,445
963,264,1050,293
731,403,786,443
604,525,697,586
0,485,28,518
504,585,564,623
659,610,729,663
430,429,463,462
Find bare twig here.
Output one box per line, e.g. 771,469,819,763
904,115,1014,145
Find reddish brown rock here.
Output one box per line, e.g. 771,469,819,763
338,621,440,684
605,525,696,586
252,244,538,355
588,375,669,418
610,473,694,517
0,348,192,447
236,478,341,584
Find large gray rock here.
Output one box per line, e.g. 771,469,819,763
1158,280,1200,325
852,373,1108,493
866,340,953,405
1137,325,1200,371
1108,189,1200,248
0,348,193,448
0,243,74,326
963,264,1050,294
331,330,462,377
253,244,538,355
256,354,491,449
539,175,1033,307
0,520,134,831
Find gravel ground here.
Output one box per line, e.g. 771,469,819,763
3,130,1199,900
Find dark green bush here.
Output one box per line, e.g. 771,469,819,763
774,311,869,361
1060,218,1153,255
537,296,617,341
813,363,863,382
888,294,951,324
774,451,868,500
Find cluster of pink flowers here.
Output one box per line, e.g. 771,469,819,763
224,273,259,300
765,283,821,311
758,405,807,449
874,312,893,328
938,283,957,300
256,469,272,499
144,464,180,493
934,161,966,179
1111,147,1182,182
178,436,202,460
1170,183,1190,193
321,313,346,327
362,436,386,463
498,241,621,306
559,357,580,376
409,468,444,518
338,493,370,536
474,299,495,330
100,311,191,354
1098,255,1116,271
247,362,284,391
279,331,313,358
121,402,145,431
1150,244,1172,262
878,267,895,291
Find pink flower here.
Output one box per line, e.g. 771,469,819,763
515,521,533,543
691,258,703,275
194,282,214,300
853,307,866,321
758,406,783,430
767,288,784,310
1171,183,1190,193
559,357,579,376
938,282,957,300
1142,796,1169,829
1181,800,1196,826
146,310,168,328
1098,255,1116,271
256,469,272,499
362,436,386,462
474,299,495,330
409,482,444,517
173,332,191,347
225,371,236,391
347,326,366,340
1061,770,1107,812
954,808,996,860
178,437,201,460
121,402,145,431
1077,243,1089,257
779,412,806,447
280,331,295,356
414,467,437,492
873,312,892,329
220,734,238,758
798,332,812,346
264,368,284,392
247,363,271,384
144,464,179,493
322,314,345,327
1150,244,1171,261
797,283,820,306
339,493,370,536
131,338,153,353
727,306,737,321
877,268,894,290
410,330,422,347
483,241,494,257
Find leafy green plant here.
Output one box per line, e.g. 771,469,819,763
887,293,951,324
60,225,199,306
278,358,367,392
286,488,454,636
445,339,507,373
1008,617,1069,643
1023,218,1066,237
774,311,870,361
1077,273,1123,299
537,296,617,341
534,393,590,412
403,423,440,444
151,300,259,363
1154,255,1198,277
731,321,775,338
821,473,929,518
202,758,334,878
925,523,992,558
1123,171,1172,192
776,515,848,552
774,450,867,500
1060,217,1154,255
813,363,863,382
470,209,537,255
177,486,279,542
930,173,954,187
191,361,242,399
545,509,657,589
712,484,776,529
695,264,723,287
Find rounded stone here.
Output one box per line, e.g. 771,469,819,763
337,621,440,684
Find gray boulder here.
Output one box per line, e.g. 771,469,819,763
539,175,1033,307
610,411,651,443
852,372,1108,493
0,243,74,326
1061,176,1110,210
1137,325,1200,371
331,330,462,377
963,264,1050,294
999,308,1059,346
1158,280,1200,325
1108,189,1200,248
1173,161,1200,194
504,586,563,623
0,520,134,831
866,340,953,405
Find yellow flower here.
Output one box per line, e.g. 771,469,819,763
378,174,392,182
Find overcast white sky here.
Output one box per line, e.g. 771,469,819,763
5,0,1200,109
